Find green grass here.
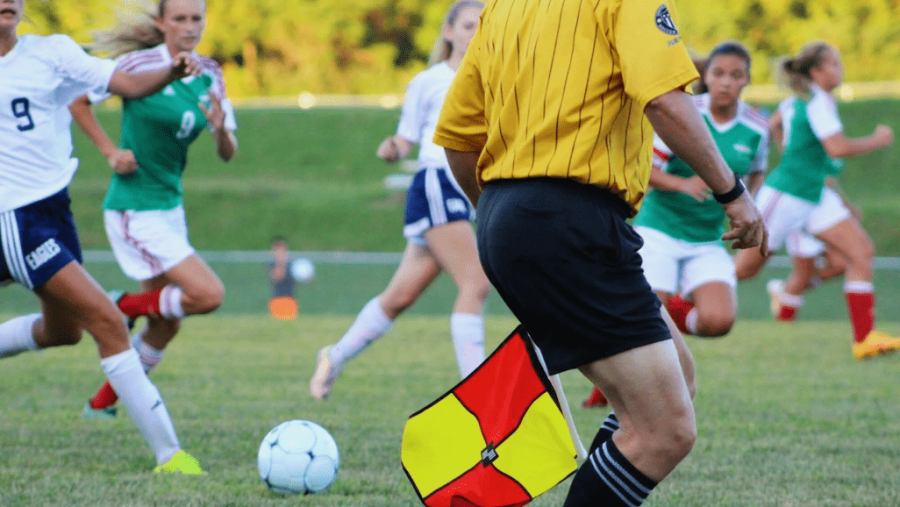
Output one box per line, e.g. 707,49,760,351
1,261,899,321
67,99,900,254
1,315,899,506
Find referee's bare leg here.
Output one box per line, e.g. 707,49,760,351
578,310,695,482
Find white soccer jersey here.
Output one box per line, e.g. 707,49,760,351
396,62,455,169
0,34,116,213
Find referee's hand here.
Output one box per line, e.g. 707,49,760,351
721,193,768,256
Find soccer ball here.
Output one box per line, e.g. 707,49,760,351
290,258,315,284
258,420,339,494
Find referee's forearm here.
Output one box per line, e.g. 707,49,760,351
645,90,735,195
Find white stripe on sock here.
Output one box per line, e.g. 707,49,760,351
589,450,639,507
601,443,652,496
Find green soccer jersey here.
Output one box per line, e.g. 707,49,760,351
764,85,844,204
98,46,236,211
634,95,769,244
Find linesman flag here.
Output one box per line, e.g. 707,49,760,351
401,326,577,507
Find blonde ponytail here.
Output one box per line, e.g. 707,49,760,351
89,0,165,58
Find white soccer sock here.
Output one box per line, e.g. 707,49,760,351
159,285,185,319
0,314,41,358
132,328,165,374
685,309,700,336
450,313,485,378
780,291,805,308
330,297,393,366
101,349,180,464
844,281,874,294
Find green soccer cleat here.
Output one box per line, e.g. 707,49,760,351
154,450,205,475
82,400,117,419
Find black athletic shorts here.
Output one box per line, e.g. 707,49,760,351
477,177,670,375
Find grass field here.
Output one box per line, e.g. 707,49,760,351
1,315,899,507
65,99,900,254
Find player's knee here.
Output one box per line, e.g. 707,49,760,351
735,263,758,281
190,281,225,314
463,276,491,304
856,236,875,263
696,310,734,337
85,307,130,348
51,328,83,347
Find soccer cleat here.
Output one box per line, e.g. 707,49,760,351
107,290,136,331
582,387,608,409
154,450,205,475
309,345,342,400
852,331,900,361
82,400,117,419
766,279,784,318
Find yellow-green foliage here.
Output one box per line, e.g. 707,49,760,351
20,0,900,96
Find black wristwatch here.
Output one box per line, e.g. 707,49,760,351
713,175,745,204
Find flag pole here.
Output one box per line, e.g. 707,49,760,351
529,338,588,460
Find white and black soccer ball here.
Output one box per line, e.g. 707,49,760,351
258,420,339,495
290,258,315,284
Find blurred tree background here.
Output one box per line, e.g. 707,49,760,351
20,0,900,97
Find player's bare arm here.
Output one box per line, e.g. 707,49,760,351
648,166,711,202
746,171,766,196
820,125,893,159
69,96,137,175
444,148,481,207
199,91,238,161
108,52,202,99
646,88,767,254
769,109,784,150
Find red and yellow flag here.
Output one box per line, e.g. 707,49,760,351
401,326,577,507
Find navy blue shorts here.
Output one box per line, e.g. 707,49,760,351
1,188,82,290
403,167,475,245
476,178,670,375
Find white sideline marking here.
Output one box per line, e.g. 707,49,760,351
80,250,900,269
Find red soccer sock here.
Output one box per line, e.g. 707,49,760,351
582,387,608,408
777,305,797,322
116,289,163,320
90,380,119,409
846,291,875,343
666,295,694,335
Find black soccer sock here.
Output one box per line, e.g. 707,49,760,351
588,412,619,454
562,439,657,507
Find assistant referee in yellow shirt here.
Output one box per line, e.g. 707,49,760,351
434,1,767,506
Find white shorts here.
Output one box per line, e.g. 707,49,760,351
635,226,737,298
758,185,851,253
806,187,851,235
104,206,195,281
786,230,826,258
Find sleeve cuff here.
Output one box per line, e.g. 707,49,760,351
633,68,699,109
432,131,484,153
